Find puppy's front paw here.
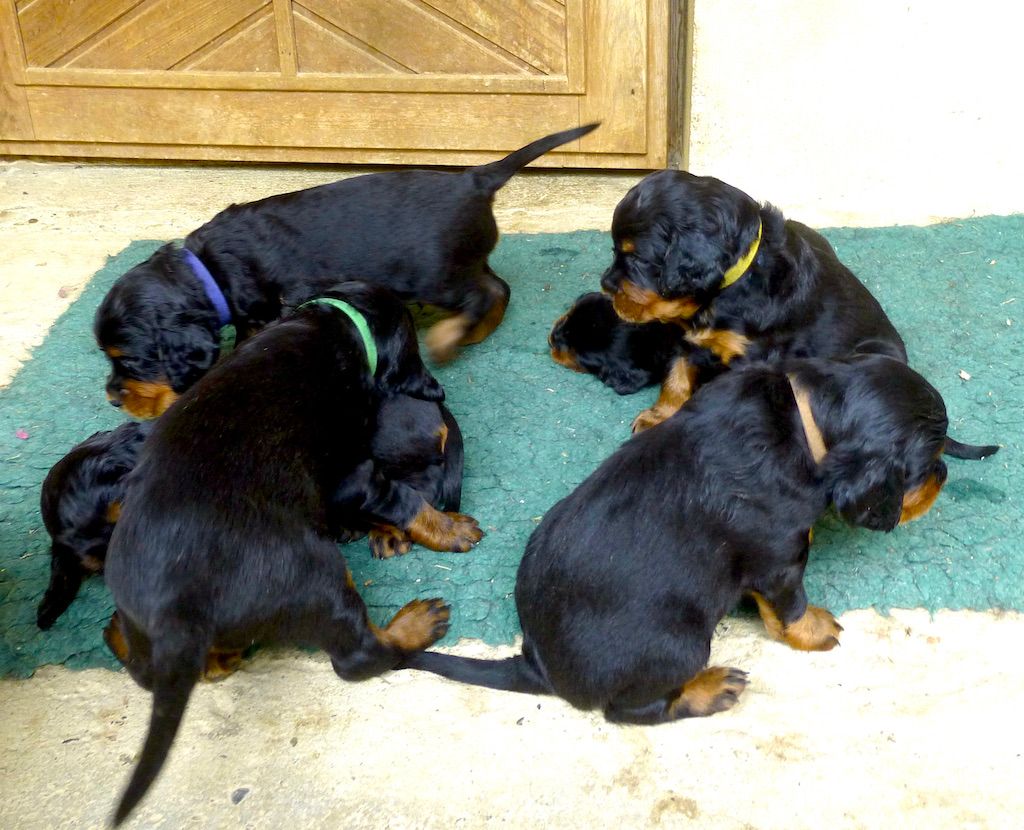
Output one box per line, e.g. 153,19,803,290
369,526,413,559
408,507,484,552
631,407,667,433
382,598,451,652
783,605,843,651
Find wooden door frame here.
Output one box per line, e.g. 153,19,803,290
1,0,685,169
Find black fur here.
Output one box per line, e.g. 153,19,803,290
403,355,966,723
36,421,152,630
95,124,600,417
601,169,906,364
548,292,693,394
103,281,483,824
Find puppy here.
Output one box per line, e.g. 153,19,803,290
36,421,151,630
95,123,599,418
337,395,465,559
549,291,717,394
403,354,995,723
103,282,481,824
599,170,910,432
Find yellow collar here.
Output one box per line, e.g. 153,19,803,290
720,219,762,289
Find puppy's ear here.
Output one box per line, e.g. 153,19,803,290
159,316,218,392
377,354,445,402
599,360,653,395
825,449,905,532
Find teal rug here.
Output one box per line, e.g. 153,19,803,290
0,219,1020,677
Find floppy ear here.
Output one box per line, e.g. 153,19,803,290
825,449,905,532
597,359,654,395
158,315,218,392
377,353,445,402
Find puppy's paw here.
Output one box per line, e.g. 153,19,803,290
203,650,244,682
631,407,667,434
783,605,843,651
408,507,484,552
382,598,451,652
671,666,749,718
441,512,484,552
425,317,466,364
369,526,413,559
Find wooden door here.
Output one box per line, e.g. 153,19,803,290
0,0,669,168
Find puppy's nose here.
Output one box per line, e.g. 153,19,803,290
108,395,123,408
600,269,621,294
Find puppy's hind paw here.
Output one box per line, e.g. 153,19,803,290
631,407,668,434
408,507,484,553
382,598,451,652
670,666,749,718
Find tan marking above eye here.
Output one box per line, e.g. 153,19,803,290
619,239,636,253
105,347,124,358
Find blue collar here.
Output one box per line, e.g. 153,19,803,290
181,248,236,354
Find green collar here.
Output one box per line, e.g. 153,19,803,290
298,298,378,375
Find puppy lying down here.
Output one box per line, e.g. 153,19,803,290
404,354,997,724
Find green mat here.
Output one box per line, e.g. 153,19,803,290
1,219,1020,677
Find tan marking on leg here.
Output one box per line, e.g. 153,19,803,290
751,592,842,651
437,422,449,453
667,666,748,718
120,379,178,419
611,281,700,324
406,504,483,552
684,328,751,364
425,315,471,363
371,599,450,653
632,357,698,433
900,473,944,524
103,612,130,665
463,292,509,345
202,649,244,682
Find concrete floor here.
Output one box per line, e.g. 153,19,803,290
1,160,1022,829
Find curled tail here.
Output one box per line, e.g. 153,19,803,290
470,123,600,193
400,651,550,696
944,437,1000,460
113,646,202,826
439,404,464,512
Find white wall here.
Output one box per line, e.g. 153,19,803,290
687,1,1023,226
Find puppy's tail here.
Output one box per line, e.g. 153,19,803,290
400,651,551,696
943,437,1000,460
113,642,202,826
470,123,600,193
439,404,464,512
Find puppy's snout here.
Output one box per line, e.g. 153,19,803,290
106,379,124,408
600,268,621,294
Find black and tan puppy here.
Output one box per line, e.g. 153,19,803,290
599,170,911,433
103,281,482,825
403,354,996,723
338,395,465,558
548,291,717,394
95,123,599,418
36,420,152,630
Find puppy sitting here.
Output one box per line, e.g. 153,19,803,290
549,291,721,394
36,421,151,630
600,170,909,432
94,123,599,418
103,282,481,825
403,354,995,724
